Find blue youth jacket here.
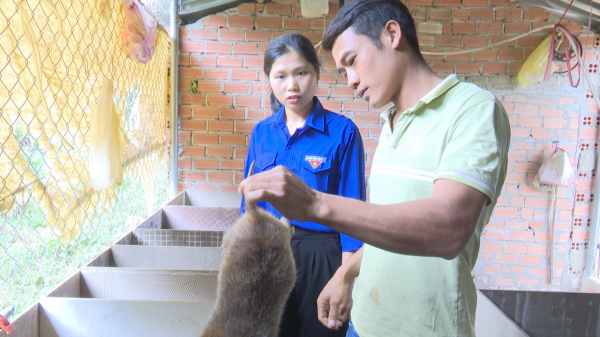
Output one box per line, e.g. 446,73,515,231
240,97,366,252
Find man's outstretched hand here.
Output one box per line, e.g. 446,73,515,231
238,166,320,223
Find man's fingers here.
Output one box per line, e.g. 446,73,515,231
237,178,246,194
243,180,290,204
317,297,331,328
317,294,341,330
238,169,273,194
327,300,340,330
244,187,272,205
239,166,295,195
338,305,348,322
237,166,312,222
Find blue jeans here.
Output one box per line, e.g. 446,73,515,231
346,320,360,337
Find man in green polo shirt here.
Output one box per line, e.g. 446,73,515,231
238,0,510,336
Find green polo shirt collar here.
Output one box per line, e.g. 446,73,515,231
380,74,460,125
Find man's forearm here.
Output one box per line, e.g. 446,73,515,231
342,251,354,264
239,167,487,259
340,246,363,283
310,180,487,259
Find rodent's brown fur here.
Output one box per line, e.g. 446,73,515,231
201,205,296,337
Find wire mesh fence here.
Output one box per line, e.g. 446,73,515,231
0,0,171,316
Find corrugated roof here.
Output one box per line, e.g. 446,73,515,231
179,0,254,24
519,0,600,32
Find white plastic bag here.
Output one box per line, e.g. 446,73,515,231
536,143,576,187
89,79,125,191
122,0,157,63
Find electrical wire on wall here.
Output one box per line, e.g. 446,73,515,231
554,34,583,74
313,16,326,55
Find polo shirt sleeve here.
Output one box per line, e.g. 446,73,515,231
337,124,366,252
435,99,510,204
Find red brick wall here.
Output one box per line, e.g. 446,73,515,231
177,0,600,292
471,81,599,292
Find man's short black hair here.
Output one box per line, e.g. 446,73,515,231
322,0,423,61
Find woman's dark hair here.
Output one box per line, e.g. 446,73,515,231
322,0,423,62
264,34,320,113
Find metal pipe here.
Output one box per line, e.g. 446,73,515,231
169,0,179,198
0,307,14,319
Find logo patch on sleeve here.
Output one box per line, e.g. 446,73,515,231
305,156,327,169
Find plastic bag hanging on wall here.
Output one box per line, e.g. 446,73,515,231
534,143,577,188
300,0,329,18
517,35,557,89
122,0,157,63
89,79,126,191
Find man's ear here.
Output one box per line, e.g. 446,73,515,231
383,20,403,50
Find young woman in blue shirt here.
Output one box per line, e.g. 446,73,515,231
239,34,366,336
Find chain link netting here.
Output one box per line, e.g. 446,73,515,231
144,0,172,36
0,0,171,316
